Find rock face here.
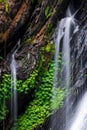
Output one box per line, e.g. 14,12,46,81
71,0,87,92
0,2,11,34
0,0,34,54
0,0,22,34
0,0,70,79
7,0,22,18
11,43,40,80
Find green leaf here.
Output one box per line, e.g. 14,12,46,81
5,2,9,12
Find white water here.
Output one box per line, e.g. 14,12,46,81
59,6,87,130
10,40,20,128
53,7,76,90
62,17,73,129
53,19,65,89
10,53,17,127
69,92,87,130
51,6,79,130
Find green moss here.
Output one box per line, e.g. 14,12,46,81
0,0,5,2
5,2,9,12
23,37,33,44
45,43,51,52
0,0,9,12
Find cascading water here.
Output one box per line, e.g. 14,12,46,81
10,39,20,128
52,6,79,130
69,92,87,130
62,17,73,130
10,53,17,128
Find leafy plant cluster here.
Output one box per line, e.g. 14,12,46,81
45,6,56,20
0,74,11,120
17,60,65,130
45,6,52,19
17,70,38,94
0,69,38,120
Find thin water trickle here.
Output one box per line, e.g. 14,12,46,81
10,53,17,128
10,39,20,128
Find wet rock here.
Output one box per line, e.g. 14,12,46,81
15,44,40,80
0,2,12,33
7,0,22,18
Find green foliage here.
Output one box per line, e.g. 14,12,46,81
45,6,52,19
0,0,5,2
31,0,35,4
5,2,9,12
17,60,65,130
46,23,54,37
84,73,87,78
51,87,65,111
0,74,11,120
0,0,9,12
23,37,32,44
45,43,51,52
17,70,38,94
0,56,3,61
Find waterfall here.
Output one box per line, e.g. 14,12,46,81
62,17,74,130
69,92,87,130
10,52,17,128
10,39,20,128
52,6,79,130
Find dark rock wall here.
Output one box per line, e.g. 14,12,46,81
0,0,70,79
71,0,87,93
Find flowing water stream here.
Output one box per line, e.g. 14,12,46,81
52,6,80,130
10,53,17,128
53,5,87,130
10,40,20,128
69,92,87,130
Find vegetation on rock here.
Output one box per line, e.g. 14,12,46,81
16,60,65,130
0,51,66,130
0,74,11,120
